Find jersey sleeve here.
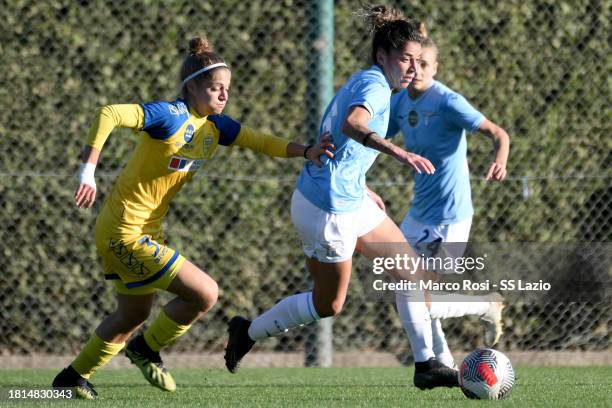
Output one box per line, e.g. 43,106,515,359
443,93,485,132
209,114,288,157
232,127,290,157
86,104,144,150
348,80,390,118
140,100,189,140
207,114,242,146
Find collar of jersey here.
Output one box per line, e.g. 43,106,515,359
370,64,386,80
371,64,395,92
408,80,436,103
176,98,208,120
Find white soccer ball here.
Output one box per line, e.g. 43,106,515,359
459,348,515,400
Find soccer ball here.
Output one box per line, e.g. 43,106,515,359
459,348,515,400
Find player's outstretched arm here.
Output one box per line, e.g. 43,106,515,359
341,105,435,174
286,141,335,166
478,119,510,181
232,127,335,166
75,104,144,209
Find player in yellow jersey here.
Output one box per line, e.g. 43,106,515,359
51,36,334,399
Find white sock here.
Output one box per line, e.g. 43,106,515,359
431,319,455,368
248,292,320,341
395,289,435,363
428,293,490,319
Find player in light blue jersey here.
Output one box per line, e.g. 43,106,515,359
225,6,463,390
387,29,510,369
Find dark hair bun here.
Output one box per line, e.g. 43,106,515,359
364,5,405,31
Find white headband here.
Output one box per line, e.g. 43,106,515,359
181,62,229,87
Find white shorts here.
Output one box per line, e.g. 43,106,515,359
400,213,472,274
291,189,387,263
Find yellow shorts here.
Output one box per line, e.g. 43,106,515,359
95,232,185,295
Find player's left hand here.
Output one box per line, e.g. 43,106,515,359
75,182,97,209
485,161,507,181
366,188,386,212
307,137,335,167
319,132,333,144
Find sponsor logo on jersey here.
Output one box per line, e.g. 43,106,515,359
184,124,195,143
408,110,418,127
168,156,204,172
169,103,189,116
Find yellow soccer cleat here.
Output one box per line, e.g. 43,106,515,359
125,335,176,392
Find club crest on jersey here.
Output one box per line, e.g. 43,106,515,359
168,156,204,172
423,111,435,126
408,110,418,127
202,135,214,155
184,124,195,143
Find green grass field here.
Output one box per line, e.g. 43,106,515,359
0,367,610,407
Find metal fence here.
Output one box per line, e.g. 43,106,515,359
1,0,609,361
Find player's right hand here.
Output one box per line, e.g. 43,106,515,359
366,187,386,212
395,151,435,174
75,182,96,208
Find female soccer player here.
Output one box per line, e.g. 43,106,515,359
387,28,510,369
224,6,462,390
51,36,333,399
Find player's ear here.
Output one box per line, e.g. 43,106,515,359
432,61,438,76
186,81,197,96
375,48,387,67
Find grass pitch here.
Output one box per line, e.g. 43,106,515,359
0,366,609,407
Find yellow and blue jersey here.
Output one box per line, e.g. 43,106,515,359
91,98,288,239
86,98,289,289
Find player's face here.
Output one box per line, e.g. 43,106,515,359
193,68,231,116
377,41,421,90
410,47,437,92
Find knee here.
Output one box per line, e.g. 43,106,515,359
315,298,344,318
195,279,218,313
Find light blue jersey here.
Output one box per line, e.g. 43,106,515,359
296,66,391,213
388,80,485,225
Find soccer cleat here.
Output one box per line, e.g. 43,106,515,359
224,316,256,373
125,335,176,392
443,360,458,371
52,365,98,400
481,292,505,346
413,357,460,390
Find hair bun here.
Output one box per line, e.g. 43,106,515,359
188,37,212,56
363,5,405,31
418,22,428,38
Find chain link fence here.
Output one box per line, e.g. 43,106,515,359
1,0,610,361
